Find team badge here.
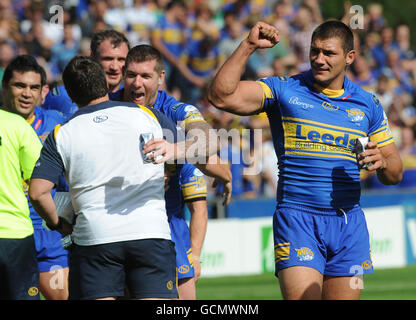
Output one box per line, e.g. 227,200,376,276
178,265,190,274
295,247,314,261
346,108,365,123
28,286,39,296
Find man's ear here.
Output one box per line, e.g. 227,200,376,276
345,49,356,67
158,70,166,87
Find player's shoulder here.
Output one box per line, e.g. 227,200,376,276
345,77,381,107
181,162,203,176
37,106,66,123
257,72,304,89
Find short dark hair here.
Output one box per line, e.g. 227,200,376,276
125,45,164,74
311,20,354,54
90,29,130,59
62,56,108,106
2,55,46,87
166,0,187,11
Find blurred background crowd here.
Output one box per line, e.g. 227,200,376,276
0,0,415,200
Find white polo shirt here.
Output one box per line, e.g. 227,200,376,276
32,100,177,246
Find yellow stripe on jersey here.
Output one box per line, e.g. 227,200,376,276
187,248,193,267
275,243,290,262
138,105,158,122
53,124,61,140
27,114,35,125
283,117,367,136
182,177,207,201
257,81,274,108
282,119,361,161
369,125,394,147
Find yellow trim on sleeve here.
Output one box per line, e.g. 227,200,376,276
138,105,158,122
53,124,61,140
256,81,273,108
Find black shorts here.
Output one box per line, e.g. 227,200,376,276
68,238,178,300
0,235,40,300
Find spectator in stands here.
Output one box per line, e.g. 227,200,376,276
125,0,158,45
20,1,62,47
365,3,386,34
151,0,204,98
380,49,414,95
351,54,378,93
103,0,128,33
395,24,416,61
51,23,80,74
290,5,318,71
79,0,110,38
371,26,400,70
219,20,247,59
375,74,394,113
0,41,15,91
180,3,223,104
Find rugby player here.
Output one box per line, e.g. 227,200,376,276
111,44,232,299
208,20,403,300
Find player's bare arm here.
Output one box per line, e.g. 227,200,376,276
187,200,208,282
358,141,403,185
195,154,232,206
208,21,279,115
29,178,72,235
185,120,220,158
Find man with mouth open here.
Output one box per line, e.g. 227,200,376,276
110,45,232,299
208,20,403,300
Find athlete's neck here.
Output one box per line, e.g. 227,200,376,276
85,95,109,107
313,83,344,98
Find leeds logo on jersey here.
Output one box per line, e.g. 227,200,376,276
93,114,108,123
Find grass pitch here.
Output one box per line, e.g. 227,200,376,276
195,265,416,300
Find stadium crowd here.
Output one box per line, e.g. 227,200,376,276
0,0,415,200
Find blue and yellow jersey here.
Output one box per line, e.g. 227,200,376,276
42,85,79,119
166,163,207,220
153,91,207,219
180,40,225,78
109,89,206,129
151,15,189,58
153,90,206,128
25,106,67,229
180,164,207,202
259,70,394,209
